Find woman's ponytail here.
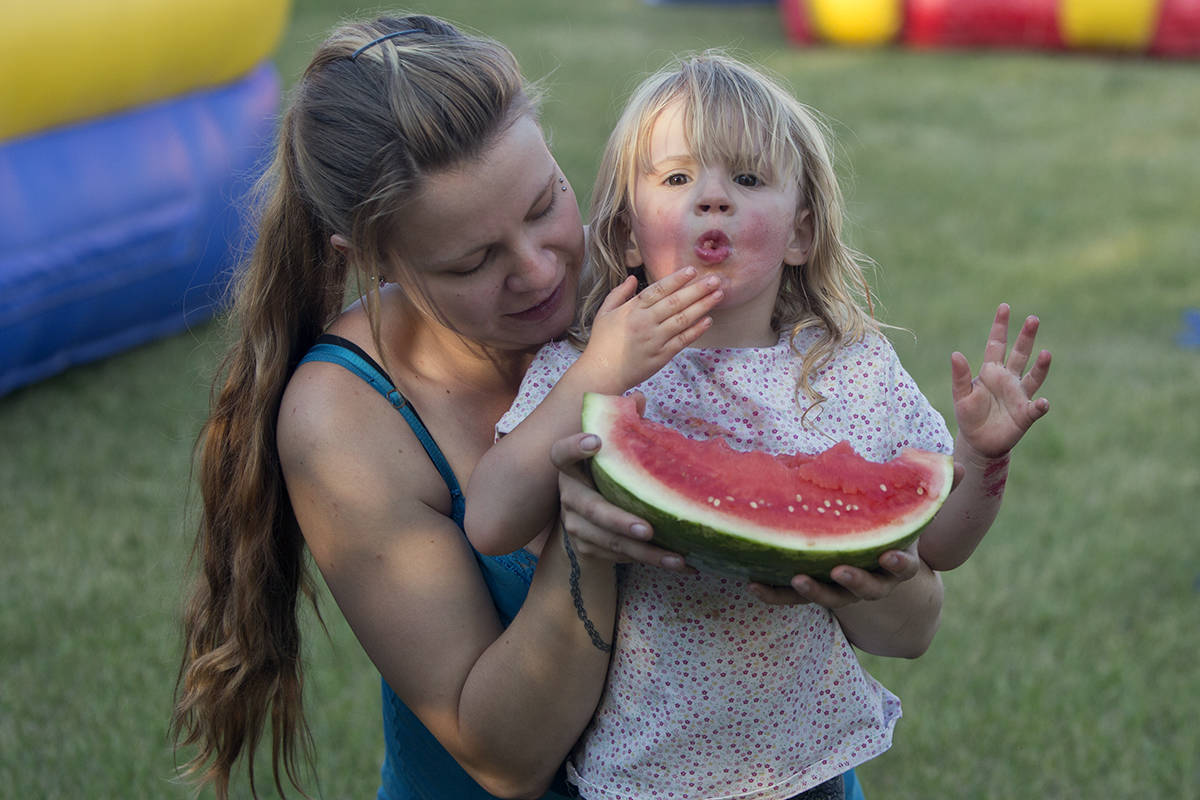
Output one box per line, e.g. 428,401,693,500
171,111,346,799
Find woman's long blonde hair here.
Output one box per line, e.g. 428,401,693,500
578,51,880,405
170,15,535,798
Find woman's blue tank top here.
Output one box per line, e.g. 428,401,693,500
298,336,572,800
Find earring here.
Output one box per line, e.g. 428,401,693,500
559,175,568,192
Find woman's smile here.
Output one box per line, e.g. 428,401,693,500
506,279,566,322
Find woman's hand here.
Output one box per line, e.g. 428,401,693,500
552,428,693,572
952,303,1052,460
747,542,922,608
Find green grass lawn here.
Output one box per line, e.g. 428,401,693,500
2,0,1198,797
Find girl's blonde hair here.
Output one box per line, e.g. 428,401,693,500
579,51,879,405
171,15,535,799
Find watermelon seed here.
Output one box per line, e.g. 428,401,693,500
916,487,925,495
795,494,803,502
823,500,832,508
749,502,758,509
787,506,794,513
817,507,825,514
879,483,888,492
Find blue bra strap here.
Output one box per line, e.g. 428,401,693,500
298,337,466,523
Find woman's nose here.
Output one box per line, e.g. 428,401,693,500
505,242,557,293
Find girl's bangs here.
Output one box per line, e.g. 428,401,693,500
634,84,802,185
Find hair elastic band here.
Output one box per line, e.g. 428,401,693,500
350,28,423,61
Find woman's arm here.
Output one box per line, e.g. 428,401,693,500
279,364,616,798
464,269,721,556
749,546,943,658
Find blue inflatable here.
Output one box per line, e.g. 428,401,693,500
0,63,280,396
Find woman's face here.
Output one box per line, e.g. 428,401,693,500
392,114,584,352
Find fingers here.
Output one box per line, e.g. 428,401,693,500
549,431,602,474
975,304,1053,392
949,351,973,404
637,269,723,323
1004,314,1040,376
1021,348,1052,398
567,520,689,570
635,266,698,307
597,275,640,314
553,431,691,571
981,302,1011,366
751,548,919,608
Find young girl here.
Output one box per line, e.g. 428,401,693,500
466,52,1050,799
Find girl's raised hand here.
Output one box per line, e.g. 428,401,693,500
951,303,1052,459
578,267,723,391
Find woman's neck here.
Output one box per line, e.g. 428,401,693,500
376,289,533,400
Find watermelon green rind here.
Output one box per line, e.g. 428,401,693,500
582,392,954,586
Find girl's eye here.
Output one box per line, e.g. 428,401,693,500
664,173,690,187
734,173,762,188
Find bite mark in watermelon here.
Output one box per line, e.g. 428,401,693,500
581,392,953,586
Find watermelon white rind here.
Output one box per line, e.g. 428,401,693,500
582,392,953,586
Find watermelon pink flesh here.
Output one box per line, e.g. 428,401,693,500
583,393,953,584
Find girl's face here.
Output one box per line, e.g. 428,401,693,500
392,114,584,352
625,100,811,343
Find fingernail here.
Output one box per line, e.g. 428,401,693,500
580,434,600,452
631,523,651,540
662,554,685,571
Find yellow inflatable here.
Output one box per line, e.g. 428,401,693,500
782,0,1200,58
1059,0,1160,49
808,0,901,46
0,0,289,140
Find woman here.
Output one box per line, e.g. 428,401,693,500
171,14,916,799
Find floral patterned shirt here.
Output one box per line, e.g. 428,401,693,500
498,330,953,800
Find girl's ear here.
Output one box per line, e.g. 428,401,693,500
784,209,814,267
623,232,644,268
330,234,352,254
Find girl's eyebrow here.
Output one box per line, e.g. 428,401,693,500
648,154,694,172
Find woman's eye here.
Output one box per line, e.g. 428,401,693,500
664,173,690,186
453,252,489,276
532,190,557,220
734,173,762,188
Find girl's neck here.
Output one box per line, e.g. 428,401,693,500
693,312,778,350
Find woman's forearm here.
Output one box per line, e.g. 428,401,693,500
456,526,617,797
833,559,943,659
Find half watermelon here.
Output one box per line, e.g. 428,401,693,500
582,392,954,585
